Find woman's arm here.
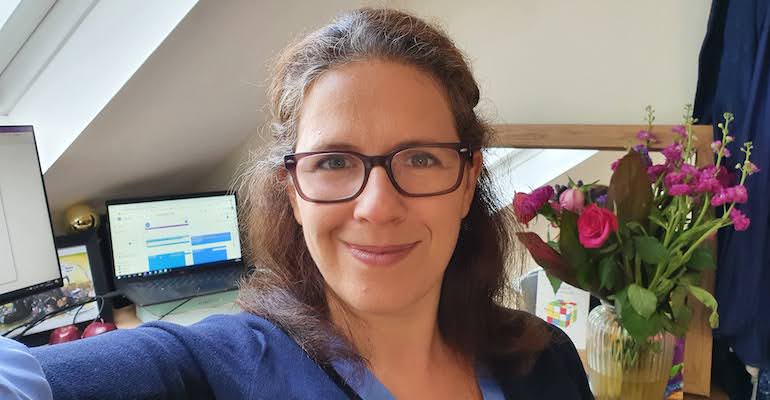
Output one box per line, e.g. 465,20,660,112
30,323,214,400
0,335,53,400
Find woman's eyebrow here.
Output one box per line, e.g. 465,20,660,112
307,139,435,153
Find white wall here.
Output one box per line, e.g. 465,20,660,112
396,0,711,124
202,0,711,195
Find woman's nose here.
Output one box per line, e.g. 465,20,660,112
352,166,407,225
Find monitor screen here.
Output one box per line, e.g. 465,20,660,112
0,126,63,304
106,193,242,280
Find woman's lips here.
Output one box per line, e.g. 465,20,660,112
344,241,419,266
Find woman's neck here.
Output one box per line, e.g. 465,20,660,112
327,284,454,375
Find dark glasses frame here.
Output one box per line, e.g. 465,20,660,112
284,142,474,203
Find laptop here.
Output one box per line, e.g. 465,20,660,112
106,191,244,306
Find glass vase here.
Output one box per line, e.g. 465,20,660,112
586,301,676,400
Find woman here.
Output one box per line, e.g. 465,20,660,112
31,8,592,400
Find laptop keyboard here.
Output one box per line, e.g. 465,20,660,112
122,267,243,306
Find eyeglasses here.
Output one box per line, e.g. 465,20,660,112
284,142,473,203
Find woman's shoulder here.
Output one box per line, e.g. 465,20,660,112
496,310,594,399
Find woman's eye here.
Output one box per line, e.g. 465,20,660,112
407,153,439,168
317,156,352,170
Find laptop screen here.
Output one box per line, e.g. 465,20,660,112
107,193,242,280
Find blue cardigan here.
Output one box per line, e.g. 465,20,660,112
31,311,592,399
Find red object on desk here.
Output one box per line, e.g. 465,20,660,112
81,321,117,338
49,325,81,344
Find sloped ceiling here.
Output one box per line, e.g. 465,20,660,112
43,0,370,232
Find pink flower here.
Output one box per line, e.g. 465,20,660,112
559,188,585,213
694,176,721,194
513,192,537,225
732,185,748,203
747,161,761,175
711,140,722,154
672,125,687,138
647,164,667,182
681,164,698,178
668,184,691,196
665,171,686,187
577,204,618,249
513,186,555,226
711,189,731,206
730,208,750,231
662,143,683,162
636,130,658,143
723,147,732,158
531,186,555,205
611,159,620,171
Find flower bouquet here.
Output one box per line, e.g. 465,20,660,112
513,106,758,398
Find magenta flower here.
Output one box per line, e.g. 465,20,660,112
714,165,735,187
662,143,683,162
672,125,687,138
730,208,750,231
559,188,585,213
694,175,721,194
665,171,686,187
611,159,619,171
636,130,658,143
668,184,691,196
732,185,748,203
681,164,698,178
513,186,555,226
711,189,731,206
647,164,667,182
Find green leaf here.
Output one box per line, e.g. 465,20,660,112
599,256,621,291
616,290,662,343
634,236,668,264
628,283,658,318
558,211,596,290
688,285,720,328
608,151,654,223
546,273,562,294
686,247,715,271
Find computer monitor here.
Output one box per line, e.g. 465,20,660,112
105,192,242,280
0,126,63,304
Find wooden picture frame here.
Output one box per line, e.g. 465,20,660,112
490,124,714,397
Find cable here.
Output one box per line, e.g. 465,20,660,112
2,291,122,338
156,298,192,321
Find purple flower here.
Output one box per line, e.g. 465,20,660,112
632,144,653,167
596,194,608,206
730,208,750,231
662,143,683,162
668,184,691,196
672,125,687,138
647,164,667,182
723,147,732,158
636,130,658,143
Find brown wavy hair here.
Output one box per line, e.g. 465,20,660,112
234,7,550,376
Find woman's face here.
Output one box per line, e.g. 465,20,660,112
288,60,481,316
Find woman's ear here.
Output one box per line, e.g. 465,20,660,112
461,150,482,218
285,174,303,226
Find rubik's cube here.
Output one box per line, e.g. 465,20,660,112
545,300,577,328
